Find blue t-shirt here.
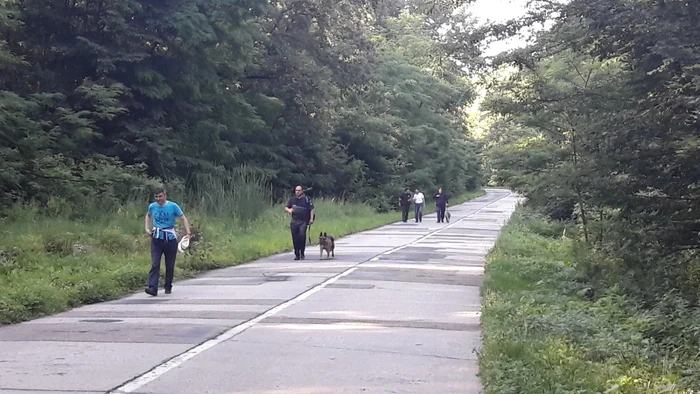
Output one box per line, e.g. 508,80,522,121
148,201,183,240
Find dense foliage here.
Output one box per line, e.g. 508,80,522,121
480,0,700,305
480,210,700,393
477,1,700,390
0,0,483,215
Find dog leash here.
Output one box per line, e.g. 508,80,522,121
307,222,312,244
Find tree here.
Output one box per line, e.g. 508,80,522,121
477,0,700,303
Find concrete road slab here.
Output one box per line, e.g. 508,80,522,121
0,321,232,344
106,298,287,306
0,388,104,394
235,323,482,360
0,391,103,394
59,303,271,313
133,339,483,394
0,341,191,392
267,283,481,325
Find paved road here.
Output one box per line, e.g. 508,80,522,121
0,188,519,394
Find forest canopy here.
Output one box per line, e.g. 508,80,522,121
478,0,700,306
0,0,484,214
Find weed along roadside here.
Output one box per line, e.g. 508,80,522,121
478,208,700,394
0,189,484,325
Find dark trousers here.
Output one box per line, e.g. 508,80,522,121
437,204,446,222
401,204,410,222
149,237,178,290
290,220,308,257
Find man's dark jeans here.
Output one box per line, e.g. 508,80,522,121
290,220,308,257
149,237,178,291
414,203,424,222
437,204,446,223
401,204,410,222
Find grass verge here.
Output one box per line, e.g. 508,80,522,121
479,208,700,394
0,189,485,325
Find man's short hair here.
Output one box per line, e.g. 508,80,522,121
153,185,166,195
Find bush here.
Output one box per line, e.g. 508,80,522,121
185,165,273,227
479,209,700,393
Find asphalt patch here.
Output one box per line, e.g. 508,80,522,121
109,298,286,305
326,283,376,289
77,319,123,323
261,317,479,332
344,268,484,287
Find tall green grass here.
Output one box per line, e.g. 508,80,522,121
479,209,700,393
0,170,484,325
184,165,273,226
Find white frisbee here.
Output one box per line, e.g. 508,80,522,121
178,235,191,253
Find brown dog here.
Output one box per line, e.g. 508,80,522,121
319,232,335,259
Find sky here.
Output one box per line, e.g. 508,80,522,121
467,0,529,25
463,0,531,56
454,0,533,123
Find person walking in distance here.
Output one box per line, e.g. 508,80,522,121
285,186,315,260
144,186,190,296
434,187,449,223
399,188,412,222
413,188,425,222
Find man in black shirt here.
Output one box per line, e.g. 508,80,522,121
433,187,449,223
399,188,412,222
285,185,315,260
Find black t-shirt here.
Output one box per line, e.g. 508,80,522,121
434,192,449,206
286,195,314,222
399,192,412,205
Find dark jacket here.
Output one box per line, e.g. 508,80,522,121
433,192,449,206
399,192,412,207
286,195,314,222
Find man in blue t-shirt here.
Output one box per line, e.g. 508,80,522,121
144,186,191,296
285,185,315,260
